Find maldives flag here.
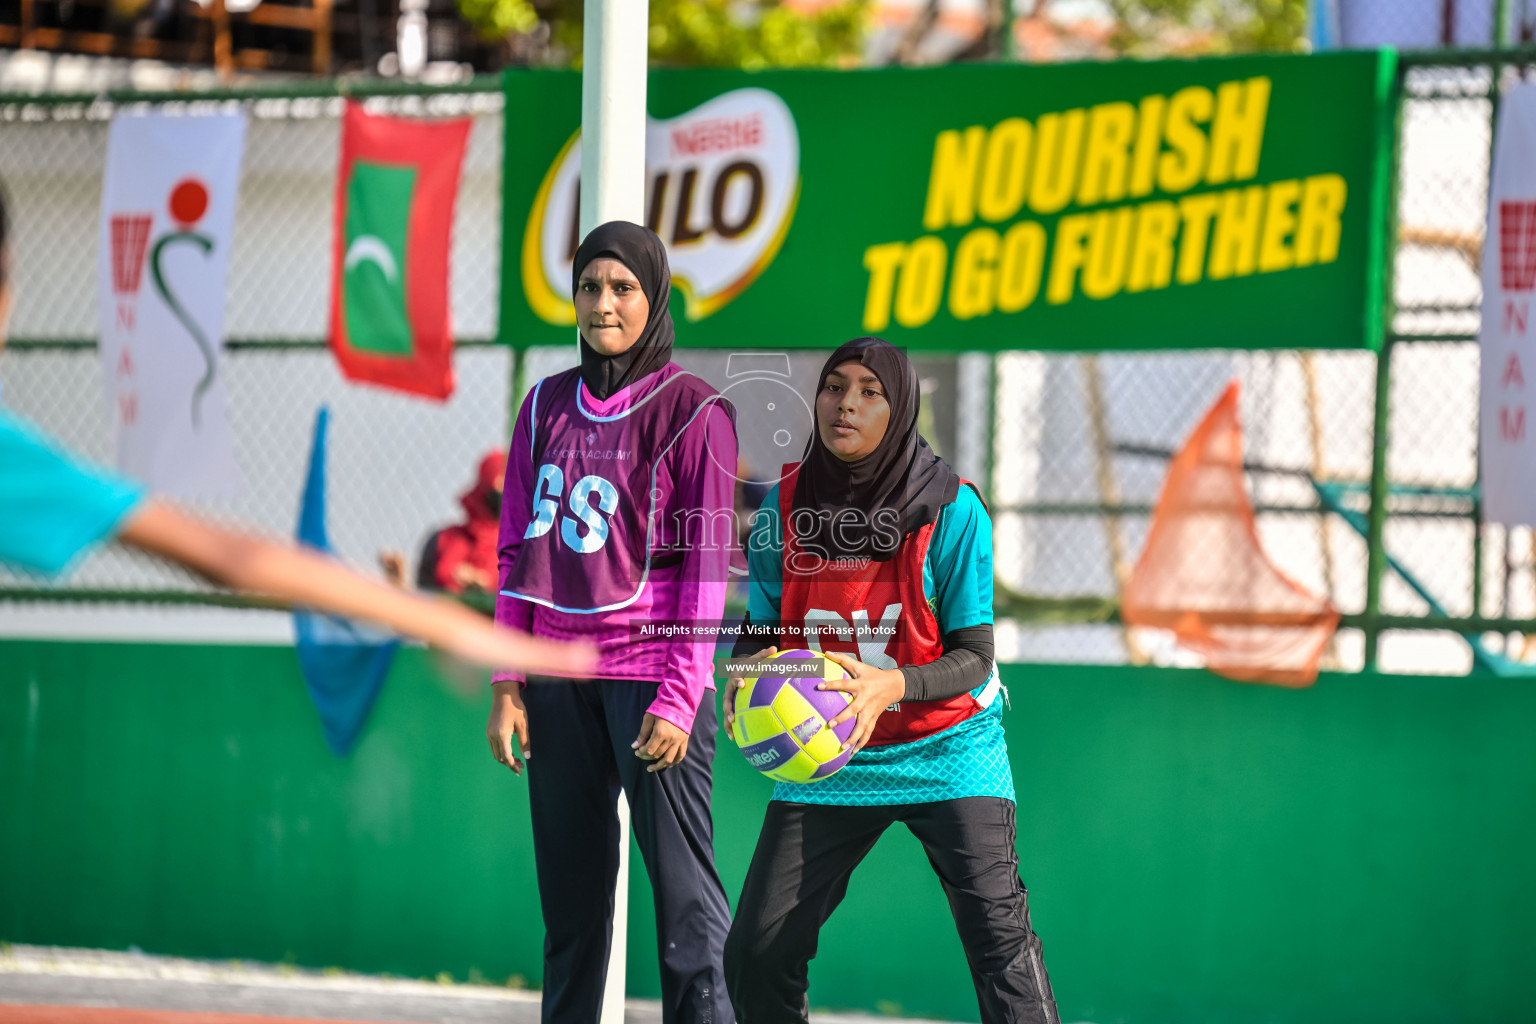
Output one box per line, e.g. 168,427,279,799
329,102,471,400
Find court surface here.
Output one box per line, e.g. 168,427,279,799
0,945,940,1024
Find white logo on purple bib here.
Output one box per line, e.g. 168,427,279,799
523,463,621,555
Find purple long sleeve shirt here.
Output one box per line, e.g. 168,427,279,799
493,363,737,734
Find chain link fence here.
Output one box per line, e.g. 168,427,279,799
988,348,1382,667
988,55,1523,672
1382,56,1535,672
0,85,513,604
1381,60,1493,673
2,61,1530,671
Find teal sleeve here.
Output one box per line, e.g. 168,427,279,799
0,410,146,578
746,484,783,622
923,485,993,633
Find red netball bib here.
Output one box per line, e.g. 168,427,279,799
776,463,982,747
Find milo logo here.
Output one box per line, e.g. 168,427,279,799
522,87,800,325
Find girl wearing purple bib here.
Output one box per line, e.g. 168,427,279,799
487,222,737,1024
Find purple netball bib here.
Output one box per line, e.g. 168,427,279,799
501,366,730,613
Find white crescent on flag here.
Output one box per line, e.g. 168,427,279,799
344,235,399,283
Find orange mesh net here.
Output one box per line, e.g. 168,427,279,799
1121,382,1340,687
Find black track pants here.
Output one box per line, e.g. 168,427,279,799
724,796,1059,1024
524,678,733,1024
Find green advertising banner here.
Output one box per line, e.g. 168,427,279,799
500,52,1396,352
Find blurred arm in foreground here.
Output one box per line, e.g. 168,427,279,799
0,176,593,679
118,499,593,676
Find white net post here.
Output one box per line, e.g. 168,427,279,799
579,2,650,1021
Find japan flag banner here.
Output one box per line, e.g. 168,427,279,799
98,111,245,497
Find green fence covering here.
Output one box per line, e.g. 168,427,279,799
2,641,1532,1022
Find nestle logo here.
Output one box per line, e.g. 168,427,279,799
1500,200,1536,291
671,114,763,157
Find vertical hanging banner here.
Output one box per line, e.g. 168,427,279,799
99,111,245,496
329,102,471,401
294,406,400,757
1481,84,1536,526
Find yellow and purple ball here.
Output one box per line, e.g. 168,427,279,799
730,649,857,784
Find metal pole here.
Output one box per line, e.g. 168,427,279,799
1300,351,1340,665
1363,62,1406,671
984,354,998,506
508,344,525,442
1472,495,1486,617
1497,0,1512,46
580,3,649,1021
1083,355,1144,664
1363,339,1394,670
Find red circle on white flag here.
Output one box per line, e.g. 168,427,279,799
170,179,209,227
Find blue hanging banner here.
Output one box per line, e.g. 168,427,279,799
293,406,400,756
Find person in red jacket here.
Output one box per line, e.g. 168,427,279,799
379,450,505,597
429,450,506,595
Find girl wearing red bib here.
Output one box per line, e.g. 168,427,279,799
722,338,1059,1024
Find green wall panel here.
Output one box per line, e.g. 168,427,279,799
2,641,1532,1022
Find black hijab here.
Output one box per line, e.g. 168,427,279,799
791,337,960,562
571,221,676,401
